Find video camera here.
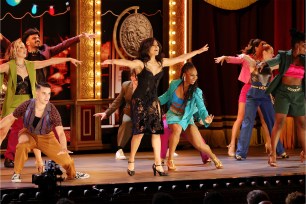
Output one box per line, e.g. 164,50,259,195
32,160,64,189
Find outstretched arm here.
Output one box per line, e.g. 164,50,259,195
79,32,96,40
0,114,16,146
102,59,143,73
55,125,73,155
163,44,209,67
33,58,82,69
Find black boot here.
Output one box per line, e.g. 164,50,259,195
4,158,14,168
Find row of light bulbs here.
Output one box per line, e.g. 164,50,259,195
95,0,102,97
169,1,177,79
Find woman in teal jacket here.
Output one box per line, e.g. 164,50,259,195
159,62,222,170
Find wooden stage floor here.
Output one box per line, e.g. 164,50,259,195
1,146,305,190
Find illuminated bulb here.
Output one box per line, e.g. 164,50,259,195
172,21,176,25
96,82,101,86
171,70,176,74
31,4,37,15
172,2,176,5
97,92,101,96
96,41,101,45
172,31,176,35
96,31,101,35
171,51,176,54
97,62,101,65
96,72,101,76
96,11,101,15
49,5,55,15
172,12,176,15
96,1,101,4
97,21,101,25
96,51,100,55
171,41,176,45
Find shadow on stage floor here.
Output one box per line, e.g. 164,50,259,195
0,146,305,204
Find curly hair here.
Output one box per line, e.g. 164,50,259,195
137,37,164,66
290,28,305,48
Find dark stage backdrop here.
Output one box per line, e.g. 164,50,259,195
191,0,305,117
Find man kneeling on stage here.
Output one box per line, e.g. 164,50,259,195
0,82,89,182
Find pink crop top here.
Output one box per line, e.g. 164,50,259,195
283,64,304,79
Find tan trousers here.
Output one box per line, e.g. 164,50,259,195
14,128,76,179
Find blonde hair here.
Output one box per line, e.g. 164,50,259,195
5,38,24,60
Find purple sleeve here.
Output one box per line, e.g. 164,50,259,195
47,36,81,57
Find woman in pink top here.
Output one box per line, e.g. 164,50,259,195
214,39,273,157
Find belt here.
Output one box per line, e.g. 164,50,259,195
251,85,267,90
287,86,301,92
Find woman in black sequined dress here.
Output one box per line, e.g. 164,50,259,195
102,38,209,176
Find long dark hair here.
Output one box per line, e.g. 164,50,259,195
137,38,164,66
180,62,198,108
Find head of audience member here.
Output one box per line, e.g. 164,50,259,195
285,191,306,204
203,191,224,204
247,189,270,204
56,197,75,204
137,37,164,64
290,28,306,56
22,28,41,51
5,38,27,61
152,192,175,204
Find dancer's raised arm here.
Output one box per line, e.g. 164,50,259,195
163,44,209,67
33,58,82,69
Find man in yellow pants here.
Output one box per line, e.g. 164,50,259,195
0,82,89,182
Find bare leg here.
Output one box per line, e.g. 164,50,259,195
269,113,287,166
294,116,306,162
228,102,246,156
257,107,271,154
128,134,143,171
185,125,223,169
167,124,182,170
151,134,165,172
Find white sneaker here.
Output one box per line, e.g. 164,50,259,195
75,172,90,179
115,149,127,160
11,173,21,183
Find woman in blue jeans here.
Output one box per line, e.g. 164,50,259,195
235,44,287,160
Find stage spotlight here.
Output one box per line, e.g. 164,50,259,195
212,183,219,188
199,183,205,190
157,185,164,191
6,0,21,7
239,182,245,187
18,193,27,202
68,190,75,198
263,181,270,186
185,184,192,191
275,180,281,186
128,187,135,195
171,185,178,191
1,194,11,204
287,180,292,185
251,181,257,186
84,189,90,197
299,179,304,185
225,182,231,188
35,192,42,200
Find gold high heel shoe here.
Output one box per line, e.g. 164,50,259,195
264,143,272,154
227,145,235,157
167,159,176,170
212,157,223,169
268,154,277,167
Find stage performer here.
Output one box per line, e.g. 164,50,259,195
0,82,89,182
102,37,209,176
265,29,305,166
159,62,222,170
0,38,81,171
94,69,138,160
2,28,95,168
235,44,287,160
215,39,280,157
